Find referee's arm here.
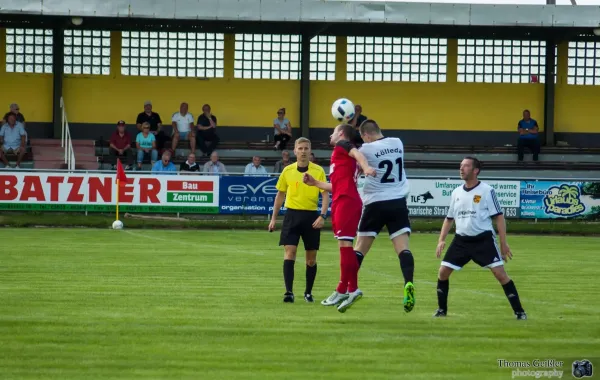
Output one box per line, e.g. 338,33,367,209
271,191,286,222
269,172,288,231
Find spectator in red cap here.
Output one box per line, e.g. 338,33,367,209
109,120,133,170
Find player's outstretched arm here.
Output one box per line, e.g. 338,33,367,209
303,173,332,192
493,214,512,260
436,218,454,258
349,148,376,177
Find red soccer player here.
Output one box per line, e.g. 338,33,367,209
303,123,376,313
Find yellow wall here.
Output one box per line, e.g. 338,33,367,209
311,81,545,132
0,29,53,122
63,32,300,127
554,42,600,133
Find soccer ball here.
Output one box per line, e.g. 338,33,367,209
331,98,355,122
112,220,124,230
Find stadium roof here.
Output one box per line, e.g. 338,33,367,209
2,0,600,28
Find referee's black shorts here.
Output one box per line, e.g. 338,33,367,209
279,208,321,251
441,231,504,270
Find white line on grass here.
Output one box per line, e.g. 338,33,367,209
123,230,264,256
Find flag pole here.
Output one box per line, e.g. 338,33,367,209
116,178,120,221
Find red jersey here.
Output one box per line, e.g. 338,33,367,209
329,140,360,202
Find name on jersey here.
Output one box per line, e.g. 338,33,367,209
374,147,403,158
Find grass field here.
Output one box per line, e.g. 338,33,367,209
1,228,599,380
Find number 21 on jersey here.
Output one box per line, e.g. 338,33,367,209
379,157,403,183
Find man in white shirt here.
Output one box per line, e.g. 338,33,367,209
171,102,195,153
434,157,527,320
244,156,268,176
337,119,415,314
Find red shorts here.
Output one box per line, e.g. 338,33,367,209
331,197,363,241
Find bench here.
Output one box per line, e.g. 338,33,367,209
93,138,600,171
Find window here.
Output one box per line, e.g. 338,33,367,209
346,37,447,82
568,41,600,85
457,39,552,83
5,28,53,73
121,32,224,77
310,36,336,81
64,30,111,75
234,34,301,80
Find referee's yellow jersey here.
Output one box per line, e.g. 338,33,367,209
276,162,327,211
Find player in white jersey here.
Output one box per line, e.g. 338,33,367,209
434,157,527,320
352,120,415,313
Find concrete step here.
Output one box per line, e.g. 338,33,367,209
31,138,94,148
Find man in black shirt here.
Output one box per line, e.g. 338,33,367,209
136,101,170,151
180,152,200,172
349,105,367,147
196,104,220,156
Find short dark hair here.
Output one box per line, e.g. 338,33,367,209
359,119,380,135
464,156,482,174
6,112,17,120
338,124,356,140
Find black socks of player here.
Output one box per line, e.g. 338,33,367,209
437,279,449,312
305,263,317,295
398,250,414,284
502,280,525,313
355,251,364,268
283,260,295,293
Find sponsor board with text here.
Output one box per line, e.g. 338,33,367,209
520,181,600,219
407,179,521,218
219,176,330,215
358,178,520,218
0,173,220,213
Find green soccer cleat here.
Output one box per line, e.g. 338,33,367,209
403,282,415,313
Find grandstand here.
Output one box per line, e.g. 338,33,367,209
1,0,600,177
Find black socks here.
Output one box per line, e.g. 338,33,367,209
355,251,364,268
283,260,295,293
398,250,414,284
305,264,317,295
502,280,525,313
437,279,449,312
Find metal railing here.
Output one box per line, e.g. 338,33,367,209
60,97,76,171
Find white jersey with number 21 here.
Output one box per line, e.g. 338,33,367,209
358,137,410,206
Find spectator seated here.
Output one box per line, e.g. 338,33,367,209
0,146,34,168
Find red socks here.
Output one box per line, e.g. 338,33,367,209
336,246,359,294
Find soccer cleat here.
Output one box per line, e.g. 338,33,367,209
515,312,527,320
337,289,363,313
433,309,447,317
321,290,349,306
283,292,294,303
403,282,415,313
304,294,314,303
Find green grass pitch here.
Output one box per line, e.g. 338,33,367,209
1,228,599,379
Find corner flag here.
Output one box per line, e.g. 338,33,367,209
115,159,128,221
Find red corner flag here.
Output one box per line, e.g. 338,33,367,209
115,159,128,222
116,159,127,186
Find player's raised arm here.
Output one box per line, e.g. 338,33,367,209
348,148,376,177
303,173,332,193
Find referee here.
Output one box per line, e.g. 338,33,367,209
434,157,527,320
269,137,330,303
